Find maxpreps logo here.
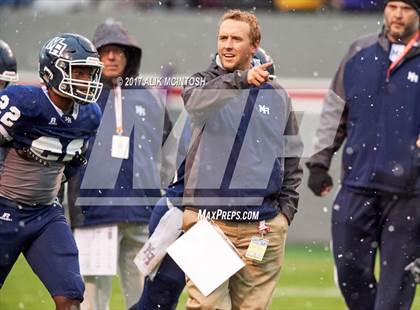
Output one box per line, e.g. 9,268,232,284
197,209,260,221
0,212,12,222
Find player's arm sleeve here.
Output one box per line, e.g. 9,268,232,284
166,159,187,212
277,94,303,225
91,103,103,133
63,140,89,181
66,169,85,228
63,163,81,182
181,70,250,121
63,104,101,181
160,109,175,189
162,108,173,144
306,52,349,170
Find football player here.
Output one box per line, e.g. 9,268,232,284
0,40,18,174
0,33,103,310
0,39,18,90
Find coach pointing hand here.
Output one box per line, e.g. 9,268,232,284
247,61,273,86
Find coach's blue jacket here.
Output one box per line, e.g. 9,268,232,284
180,58,303,223
307,30,420,194
66,23,172,227
66,84,173,227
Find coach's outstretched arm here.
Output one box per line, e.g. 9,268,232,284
182,62,272,121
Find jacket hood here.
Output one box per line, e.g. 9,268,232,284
93,21,142,80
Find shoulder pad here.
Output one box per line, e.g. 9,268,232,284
0,85,42,118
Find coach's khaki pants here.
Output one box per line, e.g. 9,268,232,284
182,209,289,310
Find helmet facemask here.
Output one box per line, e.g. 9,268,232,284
0,70,18,83
55,57,103,104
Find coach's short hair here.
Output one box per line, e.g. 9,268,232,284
219,9,261,46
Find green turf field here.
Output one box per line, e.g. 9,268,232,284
0,244,418,310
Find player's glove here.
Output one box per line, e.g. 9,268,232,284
71,151,88,167
405,258,420,284
62,152,88,183
307,165,333,196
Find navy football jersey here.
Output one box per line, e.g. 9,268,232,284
0,85,101,205
0,85,101,161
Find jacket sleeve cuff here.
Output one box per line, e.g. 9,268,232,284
279,206,295,226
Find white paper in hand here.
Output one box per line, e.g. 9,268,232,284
167,219,245,296
74,225,118,276
134,206,183,277
111,135,129,159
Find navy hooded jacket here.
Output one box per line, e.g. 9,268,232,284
308,30,420,194
67,22,172,227
179,58,303,223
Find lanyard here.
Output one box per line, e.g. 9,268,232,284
258,220,271,237
387,31,420,79
114,85,123,135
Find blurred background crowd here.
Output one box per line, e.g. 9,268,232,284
0,0,386,13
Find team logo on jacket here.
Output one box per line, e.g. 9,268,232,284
407,71,419,83
136,105,146,117
258,104,270,115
